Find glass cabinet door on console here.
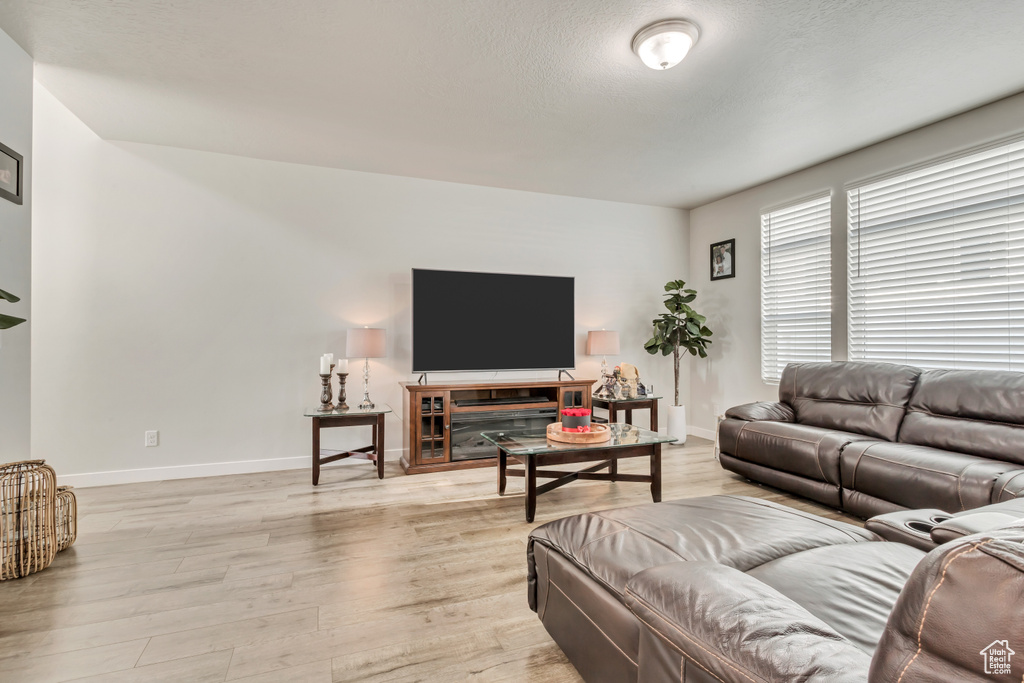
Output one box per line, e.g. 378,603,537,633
416,391,448,464
558,385,592,412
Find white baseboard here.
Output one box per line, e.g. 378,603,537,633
686,425,717,441
59,448,406,488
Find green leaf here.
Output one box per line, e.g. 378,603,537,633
0,288,20,304
664,282,675,292
0,314,26,329
679,293,696,303
698,348,708,358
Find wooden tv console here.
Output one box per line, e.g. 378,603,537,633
401,378,595,474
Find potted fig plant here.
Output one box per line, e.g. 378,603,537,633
644,279,712,442
0,287,25,330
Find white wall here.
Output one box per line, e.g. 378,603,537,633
688,91,1024,434
32,85,689,485
0,29,32,460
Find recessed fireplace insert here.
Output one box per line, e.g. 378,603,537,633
450,408,557,461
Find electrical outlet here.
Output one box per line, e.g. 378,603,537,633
145,430,159,447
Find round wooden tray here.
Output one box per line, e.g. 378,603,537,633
546,422,612,444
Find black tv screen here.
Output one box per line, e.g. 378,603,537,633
412,269,575,372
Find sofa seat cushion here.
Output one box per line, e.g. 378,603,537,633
840,441,1022,513
624,561,872,683
719,419,874,486
746,541,923,655
527,495,876,607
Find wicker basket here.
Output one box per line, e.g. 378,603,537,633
56,486,77,552
1,460,58,580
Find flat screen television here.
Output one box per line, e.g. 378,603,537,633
412,269,575,373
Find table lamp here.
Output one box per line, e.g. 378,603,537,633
346,327,387,410
587,330,620,378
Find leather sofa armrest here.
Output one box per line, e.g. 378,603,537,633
865,509,947,551
870,527,1024,682
724,401,795,422
931,510,1024,545
624,561,870,683
992,469,1024,503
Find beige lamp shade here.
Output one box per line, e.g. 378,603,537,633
346,327,387,358
586,330,620,356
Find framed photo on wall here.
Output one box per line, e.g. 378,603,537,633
0,141,23,205
710,238,735,280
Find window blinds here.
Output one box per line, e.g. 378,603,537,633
761,194,832,384
848,137,1024,371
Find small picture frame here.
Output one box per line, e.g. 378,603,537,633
710,238,735,281
0,141,23,206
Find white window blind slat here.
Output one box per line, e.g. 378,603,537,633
761,194,832,384
848,137,1024,372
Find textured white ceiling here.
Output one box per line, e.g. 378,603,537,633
3,0,1024,208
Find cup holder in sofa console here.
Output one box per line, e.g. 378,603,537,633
906,520,936,534
930,515,952,524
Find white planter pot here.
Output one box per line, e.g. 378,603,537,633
666,405,687,444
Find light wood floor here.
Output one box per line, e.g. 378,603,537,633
0,438,859,682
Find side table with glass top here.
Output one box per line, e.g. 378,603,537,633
590,395,662,480
304,406,391,485
482,424,677,522
591,395,662,431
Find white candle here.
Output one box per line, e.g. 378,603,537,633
325,353,334,366
336,359,348,373
320,355,330,374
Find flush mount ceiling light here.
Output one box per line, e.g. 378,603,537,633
631,19,700,70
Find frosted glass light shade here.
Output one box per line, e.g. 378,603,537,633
632,20,699,70
346,327,387,358
586,330,620,356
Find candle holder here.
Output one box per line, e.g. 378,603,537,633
318,373,335,412
336,372,349,411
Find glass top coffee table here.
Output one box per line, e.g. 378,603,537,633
481,424,677,522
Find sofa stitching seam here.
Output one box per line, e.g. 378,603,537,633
737,426,822,445
549,578,638,666
795,396,905,409
858,452,960,478
626,588,755,683
720,495,867,544
906,407,1024,430
895,539,994,683
813,433,830,485
577,527,628,556
539,542,552,621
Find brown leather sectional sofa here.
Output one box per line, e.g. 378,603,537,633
719,361,1024,518
527,494,1024,682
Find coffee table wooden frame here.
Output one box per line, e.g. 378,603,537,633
496,442,663,523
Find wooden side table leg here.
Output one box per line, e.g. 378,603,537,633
651,443,662,503
625,408,633,425
609,457,617,481
650,399,659,432
609,404,618,425
376,413,386,479
311,417,321,486
525,456,537,523
497,448,507,495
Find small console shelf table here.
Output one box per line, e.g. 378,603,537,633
401,378,595,474
305,406,391,485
